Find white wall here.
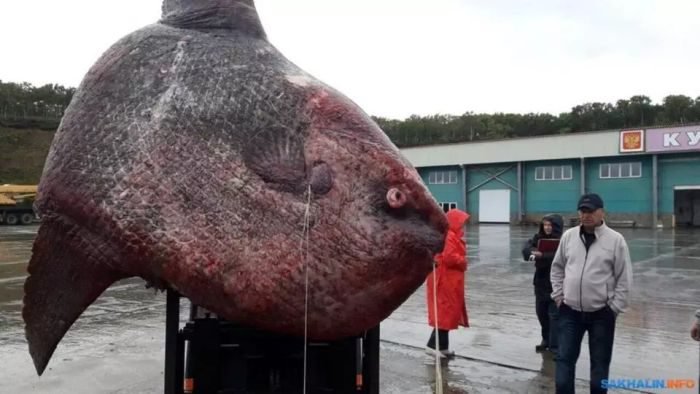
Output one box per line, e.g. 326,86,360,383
400,130,628,167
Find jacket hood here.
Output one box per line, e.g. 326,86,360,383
446,209,470,232
539,214,564,237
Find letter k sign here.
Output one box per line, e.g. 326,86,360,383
664,132,680,147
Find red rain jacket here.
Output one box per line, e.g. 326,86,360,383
426,209,470,330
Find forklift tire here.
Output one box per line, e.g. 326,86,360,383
20,213,34,225
5,213,19,225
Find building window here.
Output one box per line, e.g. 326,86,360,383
428,171,458,184
599,162,642,179
535,165,573,181
438,202,458,212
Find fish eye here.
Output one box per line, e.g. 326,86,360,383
386,188,407,209
309,161,333,195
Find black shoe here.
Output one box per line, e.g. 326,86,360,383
535,341,548,352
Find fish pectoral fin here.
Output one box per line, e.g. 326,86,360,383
242,124,308,193
22,216,124,375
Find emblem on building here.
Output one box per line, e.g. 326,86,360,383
619,129,645,153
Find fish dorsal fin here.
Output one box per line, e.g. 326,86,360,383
161,0,266,38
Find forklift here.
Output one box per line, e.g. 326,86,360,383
163,290,380,394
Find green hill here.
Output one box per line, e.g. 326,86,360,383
0,127,55,184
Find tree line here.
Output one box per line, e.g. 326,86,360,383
374,95,700,147
2,80,699,147
0,80,75,130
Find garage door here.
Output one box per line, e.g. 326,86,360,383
478,189,510,223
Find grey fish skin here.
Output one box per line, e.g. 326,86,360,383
23,0,448,376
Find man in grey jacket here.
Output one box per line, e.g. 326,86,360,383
550,193,633,394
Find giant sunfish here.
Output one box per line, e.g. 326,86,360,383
23,0,448,375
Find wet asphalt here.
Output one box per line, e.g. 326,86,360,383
0,224,698,393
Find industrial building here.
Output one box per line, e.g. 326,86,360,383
401,124,700,228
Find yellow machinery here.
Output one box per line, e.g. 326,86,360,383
0,184,38,225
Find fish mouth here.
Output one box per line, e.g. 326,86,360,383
423,225,448,255
396,198,448,257
396,219,447,264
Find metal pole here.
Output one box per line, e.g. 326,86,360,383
652,154,658,228
165,289,181,394
517,162,523,224
461,164,467,211
580,158,586,195
366,325,380,394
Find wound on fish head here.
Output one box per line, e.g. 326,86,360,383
161,0,266,37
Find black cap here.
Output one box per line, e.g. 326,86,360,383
578,193,604,210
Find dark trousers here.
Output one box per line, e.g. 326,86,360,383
536,298,550,342
549,301,560,352
536,296,560,351
426,329,449,351
556,303,616,394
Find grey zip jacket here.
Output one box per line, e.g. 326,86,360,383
551,222,633,314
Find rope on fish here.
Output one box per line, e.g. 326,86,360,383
432,260,444,394
300,184,312,394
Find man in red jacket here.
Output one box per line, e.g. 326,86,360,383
426,209,470,358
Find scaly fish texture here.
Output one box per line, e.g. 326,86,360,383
23,0,448,375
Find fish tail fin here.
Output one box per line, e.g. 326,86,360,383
23,216,122,375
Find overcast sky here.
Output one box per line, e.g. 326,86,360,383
1,0,699,119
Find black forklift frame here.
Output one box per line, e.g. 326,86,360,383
163,289,380,394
